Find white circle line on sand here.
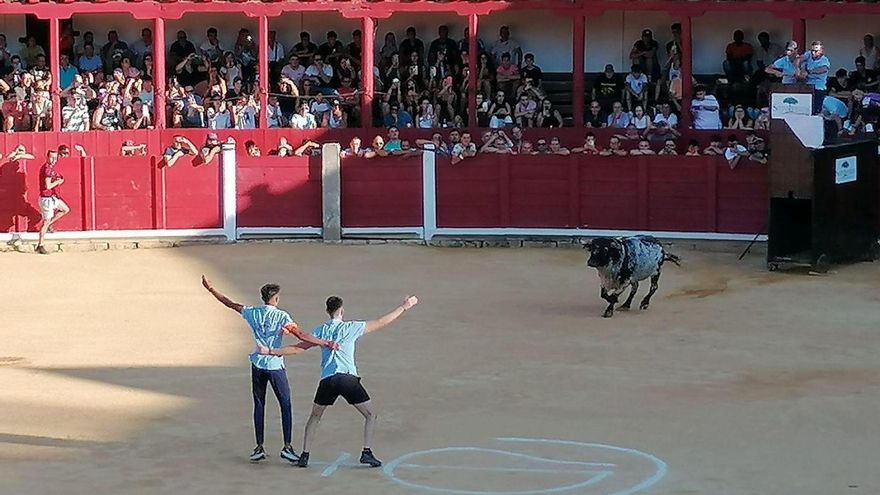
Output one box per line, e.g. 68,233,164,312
382,438,667,495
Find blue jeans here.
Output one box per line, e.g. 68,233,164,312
251,365,292,446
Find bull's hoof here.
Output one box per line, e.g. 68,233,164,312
602,310,614,318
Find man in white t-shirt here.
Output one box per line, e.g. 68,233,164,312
281,54,306,87
690,85,722,129
624,64,649,111
723,135,748,169
201,276,337,463
261,294,419,469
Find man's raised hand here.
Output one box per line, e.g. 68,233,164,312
201,275,213,292
402,295,419,311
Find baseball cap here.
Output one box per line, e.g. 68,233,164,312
642,29,652,37
604,64,614,72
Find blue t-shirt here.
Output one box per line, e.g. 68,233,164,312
801,55,830,91
312,319,366,380
59,65,78,90
822,96,848,118
772,56,799,84
242,305,293,370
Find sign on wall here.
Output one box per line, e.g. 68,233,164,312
771,93,812,119
835,156,857,185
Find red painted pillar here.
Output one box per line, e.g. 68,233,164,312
680,15,693,129
572,14,585,127
467,14,478,128
360,16,375,129
792,18,806,52
49,17,61,131
153,17,166,129
258,15,269,128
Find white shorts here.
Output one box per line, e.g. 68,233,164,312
39,197,69,221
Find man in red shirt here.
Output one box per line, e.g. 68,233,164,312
724,30,754,84
35,149,69,255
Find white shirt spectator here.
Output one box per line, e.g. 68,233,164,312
291,112,317,129
267,41,286,64
724,143,747,161
653,112,678,128
62,98,90,132
233,104,257,129
207,107,231,129
305,64,333,80
625,72,649,95
452,142,477,155
199,40,223,61
691,94,722,129
281,64,306,84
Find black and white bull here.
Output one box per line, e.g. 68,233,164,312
583,235,681,318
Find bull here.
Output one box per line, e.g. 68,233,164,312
583,235,680,318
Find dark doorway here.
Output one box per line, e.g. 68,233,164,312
25,15,50,57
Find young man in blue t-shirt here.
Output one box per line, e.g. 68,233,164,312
260,294,419,468
201,276,338,463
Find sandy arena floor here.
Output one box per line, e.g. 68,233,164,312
1,242,879,495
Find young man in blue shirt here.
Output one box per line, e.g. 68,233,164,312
260,294,419,468
201,276,339,463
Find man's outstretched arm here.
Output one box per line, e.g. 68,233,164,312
201,275,244,313
365,295,419,334
282,322,340,350
258,341,315,356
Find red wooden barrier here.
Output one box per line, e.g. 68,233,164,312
508,154,571,227
716,162,769,234
436,154,502,228
236,155,322,228
578,156,641,230
647,155,713,232
164,156,223,229
341,155,423,227
92,156,154,230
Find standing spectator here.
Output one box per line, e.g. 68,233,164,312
592,64,623,112
378,33,398,70
828,68,855,99
234,29,258,86
724,30,753,84
317,31,346,66
630,29,660,83
491,26,522,67
624,64,648,111
266,30,286,75
292,32,318,66
129,28,153,69
820,94,849,137
859,34,880,71
35,150,69,255
429,25,458,66
21,36,46,69
220,51,243,89
606,101,631,129
0,33,11,72
200,28,224,66
801,41,830,114
347,30,363,67
399,27,426,68
100,31,129,74
169,30,196,68
457,27,486,58
765,41,801,84
206,98,232,129
754,32,784,73
665,23,682,58
849,56,878,91
691,85,722,130
726,105,753,129
383,103,413,128
495,53,520,97
519,53,543,87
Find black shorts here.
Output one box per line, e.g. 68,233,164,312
314,373,371,406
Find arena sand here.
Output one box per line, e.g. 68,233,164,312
1,243,879,495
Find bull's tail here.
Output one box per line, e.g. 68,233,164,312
663,252,681,266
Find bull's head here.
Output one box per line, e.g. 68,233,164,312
584,237,623,268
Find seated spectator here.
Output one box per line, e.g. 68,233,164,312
745,132,768,164
169,30,196,68
597,136,625,157
305,54,334,90
685,139,701,156
658,139,678,155
384,103,413,128
415,133,449,154
726,105,753,129
593,64,623,112
266,96,285,128
495,52,520,97
450,132,477,164
703,135,724,155
489,106,513,129
77,44,103,82
309,93,331,125
58,144,87,157
163,135,198,167
480,129,514,153
31,90,52,132
199,27,224,66
205,98,231,129
827,68,854,99
547,137,570,156
517,77,546,106
606,101,631,129
691,85,722,130
232,95,258,129
324,99,348,129
62,94,90,132
292,32,318,66
585,100,605,128
416,98,437,129
649,102,680,139
318,30,346,65
630,29,660,83
631,104,651,134
860,34,880,71
342,137,368,158
753,108,770,130
849,56,878,91
200,132,223,165
624,64,648,111
723,135,748,169
92,96,123,131
281,54,306,88
724,30,753,83
534,138,549,154
124,97,152,129
629,139,655,155
245,140,261,157
291,101,318,129
475,92,491,127
536,99,564,128
519,140,537,155
614,123,641,142
3,92,31,132
572,133,601,155
514,92,537,127
121,140,147,156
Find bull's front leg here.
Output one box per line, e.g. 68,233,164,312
619,281,639,310
640,273,661,310
600,288,621,318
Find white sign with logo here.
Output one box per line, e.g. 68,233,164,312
835,156,857,184
771,92,812,118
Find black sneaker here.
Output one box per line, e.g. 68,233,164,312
296,451,309,468
360,448,382,467
280,445,299,463
249,445,267,462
